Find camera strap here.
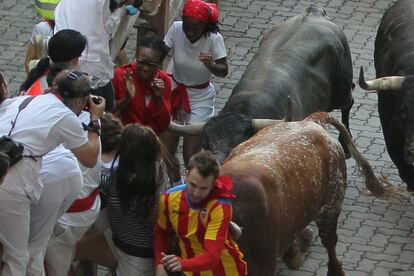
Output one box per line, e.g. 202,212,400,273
8,96,35,136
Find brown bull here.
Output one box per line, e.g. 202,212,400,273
220,112,392,276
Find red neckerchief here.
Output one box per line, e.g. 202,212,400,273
210,175,236,200
188,175,235,209
45,20,55,29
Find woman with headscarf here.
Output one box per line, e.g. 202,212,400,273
160,0,228,183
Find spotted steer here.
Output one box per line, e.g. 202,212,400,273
220,112,391,276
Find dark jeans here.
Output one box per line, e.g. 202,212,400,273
93,81,114,112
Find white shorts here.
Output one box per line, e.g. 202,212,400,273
103,229,154,276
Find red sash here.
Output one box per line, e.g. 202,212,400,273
170,76,209,113
66,188,100,213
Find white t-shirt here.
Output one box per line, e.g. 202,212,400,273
29,21,53,44
54,0,124,82
0,94,88,201
164,21,227,86
58,111,101,227
164,21,227,123
40,145,82,184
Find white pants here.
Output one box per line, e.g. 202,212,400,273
45,223,91,276
0,159,42,275
103,229,155,276
0,186,31,276
27,172,83,276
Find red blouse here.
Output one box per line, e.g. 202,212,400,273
113,63,172,133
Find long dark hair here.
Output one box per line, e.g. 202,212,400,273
20,29,87,92
112,125,169,214
0,71,6,104
0,152,9,179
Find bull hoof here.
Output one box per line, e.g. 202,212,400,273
327,264,345,276
282,244,302,270
296,227,314,252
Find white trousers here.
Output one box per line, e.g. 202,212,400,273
26,172,83,276
45,223,91,276
103,229,155,276
0,186,31,276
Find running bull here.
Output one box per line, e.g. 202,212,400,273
359,0,414,191
220,112,391,275
169,5,354,163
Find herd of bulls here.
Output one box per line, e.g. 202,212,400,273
169,1,412,275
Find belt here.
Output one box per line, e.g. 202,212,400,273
170,76,210,113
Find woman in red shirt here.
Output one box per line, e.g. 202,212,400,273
113,35,172,134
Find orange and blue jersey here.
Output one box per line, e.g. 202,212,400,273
154,179,247,276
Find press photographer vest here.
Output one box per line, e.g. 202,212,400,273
35,0,61,20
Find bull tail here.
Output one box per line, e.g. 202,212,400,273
305,112,396,198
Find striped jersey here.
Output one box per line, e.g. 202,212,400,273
155,183,247,275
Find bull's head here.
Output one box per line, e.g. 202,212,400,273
359,66,414,165
168,113,284,164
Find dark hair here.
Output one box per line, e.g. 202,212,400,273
136,35,169,62
113,125,163,213
187,150,219,179
53,70,91,99
46,63,72,87
48,29,87,63
204,22,220,35
182,16,220,37
0,152,10,180
100,113,123,153
0,71,6,104
19,29,87,92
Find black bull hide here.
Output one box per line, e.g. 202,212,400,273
202,5,354,163
371,0,414,190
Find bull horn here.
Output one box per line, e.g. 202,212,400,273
167,121,205,136
252,118,284,131
285,95,293,122
359,66,405,91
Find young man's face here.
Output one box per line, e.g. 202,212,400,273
186,168,215,204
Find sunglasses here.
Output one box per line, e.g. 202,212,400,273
136,58,160,69
67,71,102,91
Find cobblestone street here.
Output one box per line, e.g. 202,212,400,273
1,0,413,275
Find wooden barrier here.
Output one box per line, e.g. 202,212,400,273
139,0,220,38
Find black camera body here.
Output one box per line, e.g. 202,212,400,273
0,135,24,167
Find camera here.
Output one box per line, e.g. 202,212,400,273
83,96,102,111
0,135,24,167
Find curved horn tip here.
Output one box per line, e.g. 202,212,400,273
359,66,369,90
285,96,293,122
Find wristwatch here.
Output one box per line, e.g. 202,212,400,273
82,120,101,136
